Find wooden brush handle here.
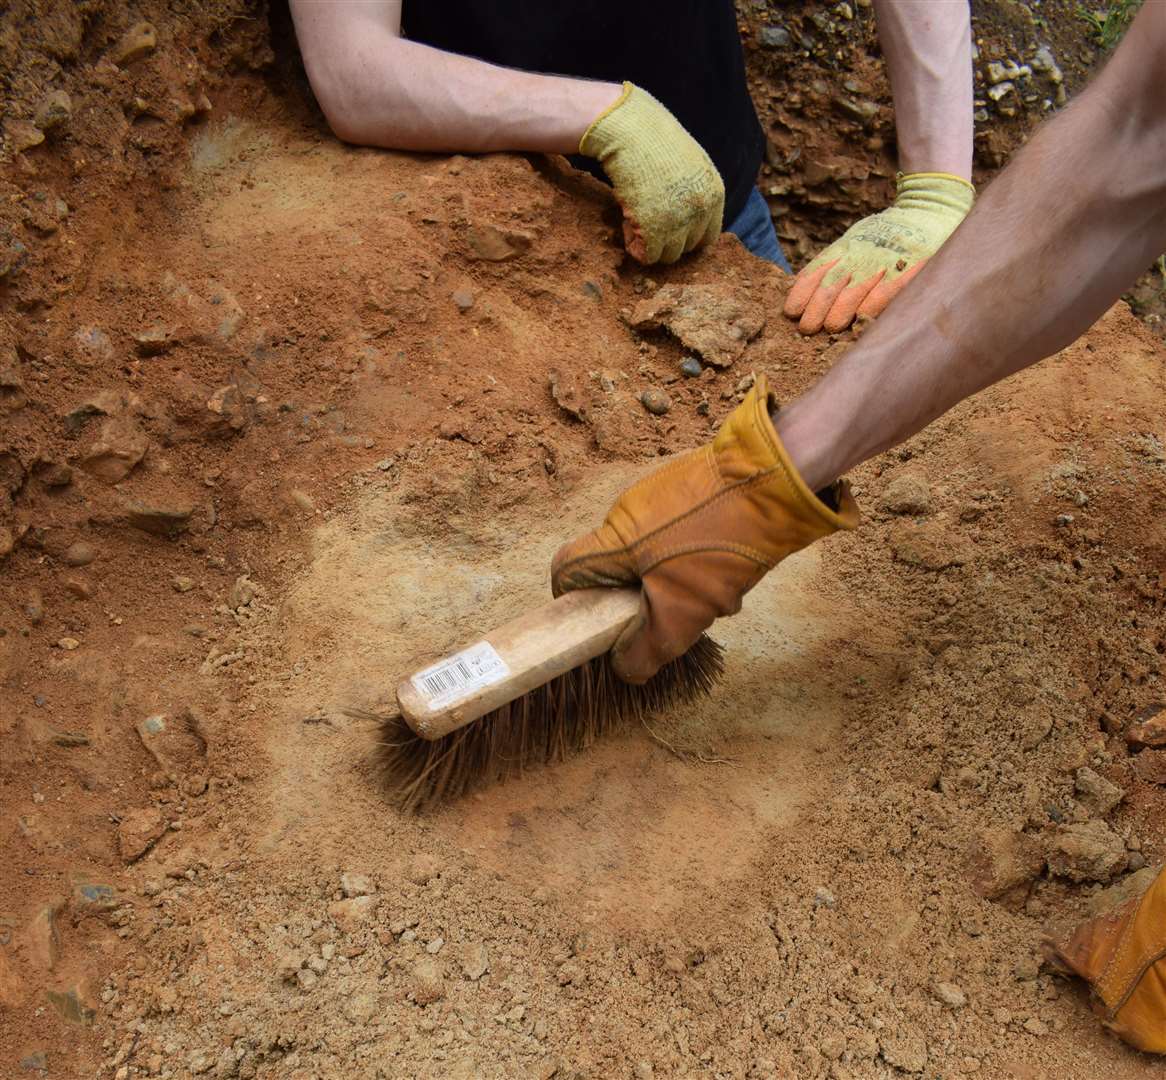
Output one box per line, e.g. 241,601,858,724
397,588,641,741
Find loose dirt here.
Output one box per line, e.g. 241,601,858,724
2,5,1165,1080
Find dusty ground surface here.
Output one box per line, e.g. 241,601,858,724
2,4,1165,1080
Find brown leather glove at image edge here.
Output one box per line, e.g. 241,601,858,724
552,374,859,684
1045,864,1166,1054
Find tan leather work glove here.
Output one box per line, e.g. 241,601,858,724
784,172,974,335
1045,864,1166,1053
581,82,724,265
551,375,859,683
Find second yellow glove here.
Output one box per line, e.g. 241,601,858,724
784,172,974,335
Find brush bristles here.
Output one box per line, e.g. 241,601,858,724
364,635,724,814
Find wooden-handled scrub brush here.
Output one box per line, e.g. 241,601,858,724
365,588,723,812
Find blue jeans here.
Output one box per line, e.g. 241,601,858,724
727,187,792,273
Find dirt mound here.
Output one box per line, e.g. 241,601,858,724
2,6,1165,1080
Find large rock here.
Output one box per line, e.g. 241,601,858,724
1045,820,1128,883
630,284,765,368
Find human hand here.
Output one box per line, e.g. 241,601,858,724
784,172,974,335
580,82,724,265
551,375,859,683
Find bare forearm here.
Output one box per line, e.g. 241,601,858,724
874,0,973,178
778,6,1166,491
291,2,618,153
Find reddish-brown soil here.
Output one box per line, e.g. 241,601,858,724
2,5,1164,1080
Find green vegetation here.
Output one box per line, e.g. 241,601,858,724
1076,0,1144,49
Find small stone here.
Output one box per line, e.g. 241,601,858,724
548,369,588,422
8,119,44,153
340,872,374,898
295,968,318,992
878,474,932,516
679,356,702,378
63,577,95,600
276,950,304,982
466,224,532,261
61,541,95,567
640,389,671,416
33,90,72,133
1045,820,1128,883
933,982,966,1008
819,1034,846,1061
187,1051,214,1075
879,1032,927,1074
122,498,193,537
56,637,80,651
24,589,44,624
452,289,474,312
172,576,195,593
1074,766,1124,816
812,886,836,908
759,25,791,48
288,488,316,514
0,365,26,411
1054,513,1074,527
111,22,157,66
1126,703,1166,748
412,958,445,1005
987,81,1015,102
45,986,95,1026
328,895,376,933
462,942,489,981
116,807,167,863
79,418,149,483
133,325,176,356
27,903,61,971
967,827,1043,902
74,326,114,363
1022,1017,1048,1037
406,853,441,885
37,462,72,488
425,936,444,955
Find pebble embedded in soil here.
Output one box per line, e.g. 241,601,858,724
1073,766,1124,817
61,541,96,567
640,388,671,416
411,958,445,1005
878,473,932,516
33,90,72,133
172,576,195,593
933,982,967,1009
679,356,702,378
451,288,474,311
340,872,373,897
110,22,157,66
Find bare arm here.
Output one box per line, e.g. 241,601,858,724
778,2,1166,490
873,0,974,178
289,0,620,153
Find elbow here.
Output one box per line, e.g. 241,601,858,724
297,50,381,146
308,74,372,146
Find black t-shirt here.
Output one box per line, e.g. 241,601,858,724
402,1,764,224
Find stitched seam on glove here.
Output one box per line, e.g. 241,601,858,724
1108,943,1166,1022
637,541,774,575
1096,890,1149,1008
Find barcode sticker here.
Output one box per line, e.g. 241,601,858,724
411,642,509,712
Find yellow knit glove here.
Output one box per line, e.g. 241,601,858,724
784,172,975,334
580,82,724,265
